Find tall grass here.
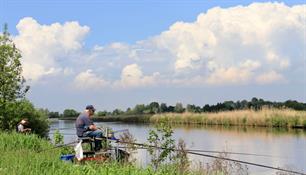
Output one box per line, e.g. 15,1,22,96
0,132,189,175
150,109,306,128
0,132,252,175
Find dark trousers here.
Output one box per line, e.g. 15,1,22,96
84,130,103,151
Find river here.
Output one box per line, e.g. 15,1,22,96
49,119,306,175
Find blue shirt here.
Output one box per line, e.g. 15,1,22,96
75,112,93,137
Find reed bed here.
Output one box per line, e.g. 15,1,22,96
150,109,306,128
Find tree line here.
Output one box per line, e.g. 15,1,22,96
48,98,306,118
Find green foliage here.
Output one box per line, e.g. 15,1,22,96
0,99,49,137
134,104,146,114
0,131,52,151
147,122,175,170
0,24,29,130
174,103,185,113
62,109,79,118
53,129,64,145
112,108,124,116
97,110,108,117
160,103,168,113
48,111,60,118
149,102,160,114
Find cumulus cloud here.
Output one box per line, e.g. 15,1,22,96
256,71,285,84
115,64,160,88
74,69,110,90
152,2,305,84
14,17,89,81
13,2,306,89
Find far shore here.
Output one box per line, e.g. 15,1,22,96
51,109,306,129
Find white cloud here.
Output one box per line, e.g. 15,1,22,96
14,17,89,81
206,67,253,85
152,2,305,84
115,64,160,88
256,71,284,84
74,69,109,90
13,2,306,89
266,51,290,69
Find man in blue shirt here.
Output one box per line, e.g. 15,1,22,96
75,105,103,151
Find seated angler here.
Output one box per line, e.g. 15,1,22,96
17,118,31,133
75,105,103,151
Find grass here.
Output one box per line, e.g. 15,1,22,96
0,132,202,175
150,109,306,128
0,132,252,175
0,132,153,175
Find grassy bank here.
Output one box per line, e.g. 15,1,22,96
150,109,306,128
1,132,226,175
0,132,165,175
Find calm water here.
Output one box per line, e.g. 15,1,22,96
49,119,306,175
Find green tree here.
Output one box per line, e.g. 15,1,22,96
0,24,29,130
174,102,185,113
112,108,124,115
10,99,49,137
48,111,60,118
147,122,175,170
97,110,108,117
133,104,145,114
149,102,160,114
62,109,79,118
223,101,235,111
160,103,168,113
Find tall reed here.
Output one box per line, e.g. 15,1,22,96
150,109,306,128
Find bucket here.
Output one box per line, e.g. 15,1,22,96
60,154,75,162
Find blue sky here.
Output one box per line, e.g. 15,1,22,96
1,0,305,112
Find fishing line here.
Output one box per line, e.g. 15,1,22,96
53,134,286,158
117,140,305,175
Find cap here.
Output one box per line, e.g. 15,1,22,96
85,105,96,111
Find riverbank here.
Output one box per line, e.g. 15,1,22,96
0,132,177,175
0,132,252,175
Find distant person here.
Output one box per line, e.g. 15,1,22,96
75,105,103,151
17,118,31,133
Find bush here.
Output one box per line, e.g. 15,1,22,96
0,99,49,137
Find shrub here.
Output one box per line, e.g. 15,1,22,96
2,99,49,137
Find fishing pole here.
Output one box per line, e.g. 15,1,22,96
49,133,287,158
115,146,286,158
49,128,129,134
49,127,75,131
37,140,79,153
38,137,304,174
116,140,305,175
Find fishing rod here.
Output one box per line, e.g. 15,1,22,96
49,127,75,131
37,140,79,153
48,133,287,158
37,137,305,174
115,146,286,159
49,128,129,133
116,140,305,175
49,129,129,135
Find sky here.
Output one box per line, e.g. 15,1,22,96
0,0,305,112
